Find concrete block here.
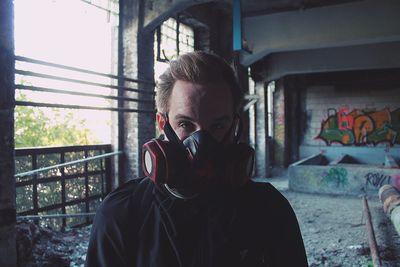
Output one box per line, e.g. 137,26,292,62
289,152,400,195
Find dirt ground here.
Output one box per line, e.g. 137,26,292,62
256,176,400,267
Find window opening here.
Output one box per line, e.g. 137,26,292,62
155,17,194,63
13,0,155,229
248,69,256,148
267,81,275,137
14,0,121,147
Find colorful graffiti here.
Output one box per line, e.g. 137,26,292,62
322,167,348,188
317,107,400,146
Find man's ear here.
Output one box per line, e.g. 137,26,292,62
156,112,166,132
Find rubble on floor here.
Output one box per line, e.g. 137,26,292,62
16,221,91,267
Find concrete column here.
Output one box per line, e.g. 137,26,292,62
273,79,286,168
136,24,155,178
0,1,17,266
119,0,155,183
254,81,269,178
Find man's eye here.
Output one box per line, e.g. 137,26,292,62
179,121,193,129
212,123,227,130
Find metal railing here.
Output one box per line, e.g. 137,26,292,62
14,55,156,113
13,55,157,228
15,144,116,229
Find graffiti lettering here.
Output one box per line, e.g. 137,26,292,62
338,106,354,130
365,172,392,188
317,107,400,146
322,167,348,188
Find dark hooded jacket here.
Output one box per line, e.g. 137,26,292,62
85,177,308,267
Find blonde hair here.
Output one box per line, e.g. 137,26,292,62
156,51,243,114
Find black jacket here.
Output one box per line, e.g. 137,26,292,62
85,177,308,267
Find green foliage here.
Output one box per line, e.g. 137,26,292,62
15,92,100,148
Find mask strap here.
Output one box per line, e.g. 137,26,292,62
220,113,242,145
233,114,243,144
162,113,186,150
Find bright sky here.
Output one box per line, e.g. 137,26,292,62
14,0,117,144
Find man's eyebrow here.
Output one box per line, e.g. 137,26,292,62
213,115,231,122
173,114,232,122
174,114,194,121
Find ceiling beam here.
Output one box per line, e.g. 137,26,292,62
241,0,400,66
257,42,400,82
142,0,229,32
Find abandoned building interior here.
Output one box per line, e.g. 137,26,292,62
1,0,400,266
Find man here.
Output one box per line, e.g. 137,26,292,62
85,51,308,266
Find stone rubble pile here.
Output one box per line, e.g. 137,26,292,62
16,221,91,267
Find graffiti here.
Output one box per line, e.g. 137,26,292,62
317,107,400,146
337,106,354,130
322,167,348,188
365,172,392,189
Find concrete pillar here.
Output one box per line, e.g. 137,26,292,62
119,0,155,183
254,81,269,178
0,1,17,266
273,79,286,168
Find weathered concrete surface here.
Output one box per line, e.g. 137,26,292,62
0,0,16,266
289,154,400,195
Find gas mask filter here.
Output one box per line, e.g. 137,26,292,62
141,114,255,191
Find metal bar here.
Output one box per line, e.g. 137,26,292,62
105,146,112,194
15,100,155,113
18,194,102,216
16,84,154,103
84,150,90,224
117,0,126,187
61,152,67,229
362,196,382,267
32,154,39,224
15,151,122,178
16,170,104,187
176,15,180,55
15,55,154,85
233,0,242,51
15,69,155,95
17,212,96,220
80,0,119,15
16,144,111,155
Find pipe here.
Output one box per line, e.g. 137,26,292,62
379,185,400,236
362,196,382,267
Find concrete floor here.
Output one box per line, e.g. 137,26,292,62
253,172,400,266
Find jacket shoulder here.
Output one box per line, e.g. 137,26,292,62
96,177,154,221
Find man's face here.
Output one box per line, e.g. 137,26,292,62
157,80,235,143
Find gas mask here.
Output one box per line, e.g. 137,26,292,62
141,114,254,195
